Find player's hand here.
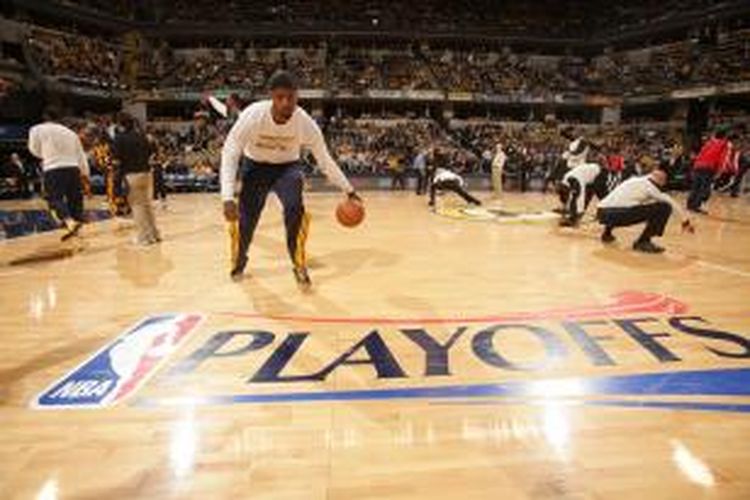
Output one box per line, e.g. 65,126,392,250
223,200,239,222
347,191,363,204
682,219,695,234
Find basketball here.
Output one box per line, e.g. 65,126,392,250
336,199,365,227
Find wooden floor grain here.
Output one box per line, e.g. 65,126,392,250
1,191,749,499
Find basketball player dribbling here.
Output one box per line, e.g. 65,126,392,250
220,70,363,288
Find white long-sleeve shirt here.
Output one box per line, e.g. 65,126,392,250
434,168,464,186
27,122,90,177
220,100,353,201
599,175,687,220
563,162,601,187
563,137,589,168
562,162,602,214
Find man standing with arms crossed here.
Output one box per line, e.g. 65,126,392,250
220,71,362,287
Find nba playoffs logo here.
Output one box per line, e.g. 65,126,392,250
34,314,203,409
29,293,750,413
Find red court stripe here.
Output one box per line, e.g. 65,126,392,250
214,291,688,325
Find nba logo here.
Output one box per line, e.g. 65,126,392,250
33,314,203,409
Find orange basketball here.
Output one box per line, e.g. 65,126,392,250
336,199,365,228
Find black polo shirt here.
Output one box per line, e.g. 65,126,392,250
112,129,153,174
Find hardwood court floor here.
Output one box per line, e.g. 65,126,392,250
1,191,750,499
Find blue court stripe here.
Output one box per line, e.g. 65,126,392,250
430,398,750,414
135,367,750,408
586,399,750,413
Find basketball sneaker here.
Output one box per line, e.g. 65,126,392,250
293,267,312,290
633,240,665,254
61,221,83,241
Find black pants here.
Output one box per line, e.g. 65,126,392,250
152,165,167,200
687,169,714,210
43,167,84,223
231,159,309,275
597,202,672,243
563,170,610,223
430,179,481,206
730,164,749,197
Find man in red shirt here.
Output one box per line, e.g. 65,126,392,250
687,128,730,213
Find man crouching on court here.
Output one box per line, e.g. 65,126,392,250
597,169,694,254
220,70,362,287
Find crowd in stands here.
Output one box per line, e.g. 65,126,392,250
3,106,748,201
21,24,750,97
44,0,593,36
26,28,126,89
44,0,739,39
327,117,474,175
161,47,326,91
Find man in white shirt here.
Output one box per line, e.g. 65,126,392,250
220,71,362,286
429,167,481,208
558,162,610,227
27,109,90,240
597,169,694,253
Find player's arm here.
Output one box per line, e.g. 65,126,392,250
304,117,361,202
220,109,253,220
27,127,41,159
646,181,694,232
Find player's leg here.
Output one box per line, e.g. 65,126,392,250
560,179,581,226
272,164,311,288
447,180,482,206
45,168,83,240
700,171,714,205
592,167,611,202
555,182,570,214
59,170,84,241
597,205,652,243
66,169,85,223
231,164,273,279
598,203,671,252
688,170,710,212
43,169,70,223
632,202,672,253
429,179,438,207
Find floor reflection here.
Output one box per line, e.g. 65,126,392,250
671,439,715,488
0,209,111,239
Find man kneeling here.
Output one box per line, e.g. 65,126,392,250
597,169,694,254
